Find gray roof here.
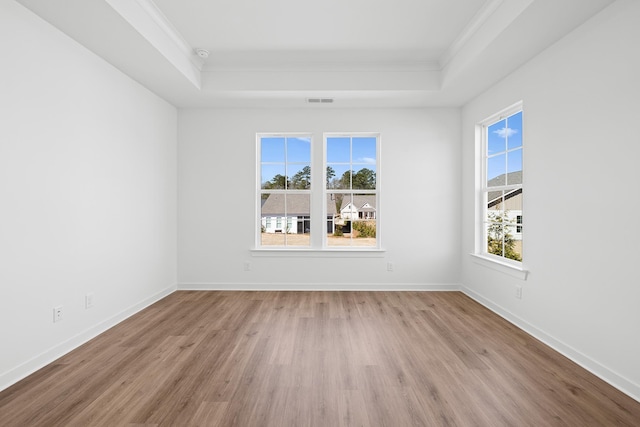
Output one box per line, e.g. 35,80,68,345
487,171,522,205
261,193,376,216
261,193,309,216
487,171,522,187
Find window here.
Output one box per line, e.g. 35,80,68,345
480,105,523,263
257,132,381,251
258,134,311,247
325,134,379,248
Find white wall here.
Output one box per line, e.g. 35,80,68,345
178,108,461,289
461,0,640,400
0,0,178,390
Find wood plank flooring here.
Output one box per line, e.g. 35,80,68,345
1,291,639,426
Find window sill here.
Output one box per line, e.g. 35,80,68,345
469,253,528,280
251,248,386,258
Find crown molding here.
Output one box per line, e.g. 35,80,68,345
134,0,202,67
202,60,440,73
105,0,203,88
439,0,505,69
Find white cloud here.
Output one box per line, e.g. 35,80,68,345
493,127,518,138
357,157,376,164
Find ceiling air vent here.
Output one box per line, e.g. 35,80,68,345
307,98,334,104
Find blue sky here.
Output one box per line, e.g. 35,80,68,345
326,136,377,187
261,136,311,186
260,136,377,187
487,111,522,184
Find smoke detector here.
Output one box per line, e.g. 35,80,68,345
195,48,209,59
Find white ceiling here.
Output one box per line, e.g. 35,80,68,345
16,0,614,108
153,0,484,56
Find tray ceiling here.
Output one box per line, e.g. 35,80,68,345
16,0,614,108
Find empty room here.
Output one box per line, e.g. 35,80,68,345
1,0,639,425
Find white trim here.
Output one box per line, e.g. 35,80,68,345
104,0,202,87
470,253,528,280
478,100,524,130
0,284,177,393
202,57,440,73
440,0,505,68
179,282,460,291
134,0,197,64
460,286,640,404
251,248,385,258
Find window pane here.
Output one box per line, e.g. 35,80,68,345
261,137,285,162
507,149,522,184
486,223,504,257
328,165,352,190
352,137,377,165
285,194,310,246
352,193,376,247
485,189,523,262
289,164,311,189
506,189,523,260
487,154,506,186
261,164,286,189
261,193,285,246
487,119,506,155
287,137,311,163
327,137,350,163
327,193,352,247
507,111,523,150
263,232,285,246
352,165,376,190
326,164,344,189
506,188,522,212
487,190,503,212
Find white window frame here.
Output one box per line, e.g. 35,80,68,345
473,102,527,278
256,133,313,249
254,132,383,256
323,133,381,250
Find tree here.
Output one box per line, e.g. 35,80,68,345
338,168,376,190
334,193,344,213
339,170,349,189
353,168,376,189
264,174,289,189
487,211,522,261
291,166,311,189
326,166,335,188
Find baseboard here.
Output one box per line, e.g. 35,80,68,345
460,286,640,404
179,282,461,291
0,284,177,393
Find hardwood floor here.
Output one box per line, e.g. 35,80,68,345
1,291,639,426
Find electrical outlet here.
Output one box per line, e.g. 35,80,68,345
387,262,394,272
515,285,522,299
243,261,251,271
53,306,63,322
85,293,94,309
